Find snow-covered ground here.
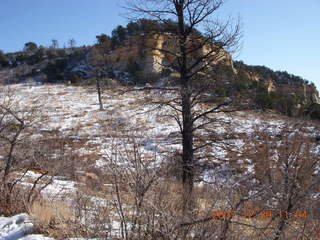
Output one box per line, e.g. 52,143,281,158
1,84,319,239
2,83,319,180
0,213,105,240
0,214,53,240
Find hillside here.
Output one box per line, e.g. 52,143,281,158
1,34,320,239
0,20,319,121
0,83,319,239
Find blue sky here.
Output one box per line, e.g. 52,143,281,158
1,0,319,89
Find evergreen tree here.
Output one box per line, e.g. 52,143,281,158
0,50,9,68
23,42,38,53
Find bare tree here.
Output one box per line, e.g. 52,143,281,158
88,47,108,111
125,0,242,192
0,95,26,186
51,39,59,49
96,69,104,111
0,88,38,213
68,38,77,49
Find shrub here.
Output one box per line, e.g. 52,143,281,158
305,103,320,120
0,50,9,68
44,59,68,82
69,73,82,84
134,71,162,84
255,90,274,110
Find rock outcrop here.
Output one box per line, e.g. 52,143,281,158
235,62,320,105
105,33,234,73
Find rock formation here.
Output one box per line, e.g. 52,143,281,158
105,33,234,73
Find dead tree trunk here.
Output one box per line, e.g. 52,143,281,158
181,88,194,192
177,2,194,193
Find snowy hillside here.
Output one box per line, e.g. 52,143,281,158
2,83,319,183
1,83,319,239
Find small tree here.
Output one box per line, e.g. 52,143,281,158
51,39,59,49
126,21,141,36
88,47,109,110
96,34,109,45
111,25,127,47
0,88,37,212
23,42,38,53
96,34,112,52
0,50,9,68
68,38,77,49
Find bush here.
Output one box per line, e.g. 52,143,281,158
134,71,162,84
126,59,141,76
69,73,82,84
44,59,68,82
0,50,9,68
305,103,320,120
255,90,274,110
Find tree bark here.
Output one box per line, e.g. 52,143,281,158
176,1,194,193
181,86,194,192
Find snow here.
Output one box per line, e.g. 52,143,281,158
0,213,111,240
17,171,78,200
0,214,53,240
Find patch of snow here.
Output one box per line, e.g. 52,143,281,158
0,214,53,240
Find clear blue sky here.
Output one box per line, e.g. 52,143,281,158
1,0,319,89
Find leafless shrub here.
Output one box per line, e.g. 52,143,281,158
0,87,43,214
238,121,320,240
98,133,262,240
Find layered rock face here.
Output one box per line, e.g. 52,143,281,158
278,83,320,104
105,33,234,73
241,70,319,104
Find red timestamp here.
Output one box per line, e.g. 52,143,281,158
211,211,320,239
212,209,308,221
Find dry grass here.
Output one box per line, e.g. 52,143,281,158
29,200,73,227
56,91,68,96
29,199,74,239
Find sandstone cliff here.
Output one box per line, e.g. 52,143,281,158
104,33,234,73
233,61,320,106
